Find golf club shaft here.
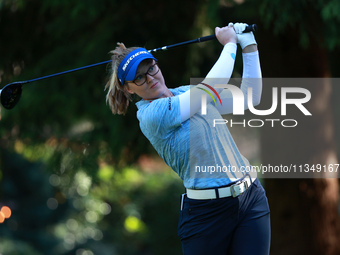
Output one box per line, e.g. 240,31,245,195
148,35,216,53
25,60,111,84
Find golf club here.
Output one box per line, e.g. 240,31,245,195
0,24,257,110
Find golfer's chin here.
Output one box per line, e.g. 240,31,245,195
143,84,169,100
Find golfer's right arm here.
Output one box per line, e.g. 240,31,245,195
178,26,237,122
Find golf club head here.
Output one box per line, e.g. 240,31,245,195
0,82,23,109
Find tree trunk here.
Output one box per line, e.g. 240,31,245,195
258,26,340,255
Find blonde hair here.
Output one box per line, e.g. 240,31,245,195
105,43,140,115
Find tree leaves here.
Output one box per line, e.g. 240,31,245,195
260,0,340,49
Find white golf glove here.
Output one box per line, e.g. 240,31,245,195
233,23,257,49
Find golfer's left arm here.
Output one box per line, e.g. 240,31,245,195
241,44,262,107
215,23,262,115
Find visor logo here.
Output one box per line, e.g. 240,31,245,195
122,51,149,71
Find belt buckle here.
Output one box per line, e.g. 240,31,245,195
231,181,248,198
231,183,241,197
244,180,249,190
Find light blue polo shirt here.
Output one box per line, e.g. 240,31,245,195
136,85,252,189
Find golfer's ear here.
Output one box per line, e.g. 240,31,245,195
125,84,134,94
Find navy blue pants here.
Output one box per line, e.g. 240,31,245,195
177,179,271,255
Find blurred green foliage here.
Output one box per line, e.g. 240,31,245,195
260,0,340,49
0,149,184,254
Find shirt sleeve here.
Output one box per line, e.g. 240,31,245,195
215,51,262,115
178,43,237,123
137,93,183,141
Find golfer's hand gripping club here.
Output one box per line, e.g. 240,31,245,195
200,23,256,43
215,24,237,46
230,22,257,49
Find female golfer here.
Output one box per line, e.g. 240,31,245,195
105,23,270,255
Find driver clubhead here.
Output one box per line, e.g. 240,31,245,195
0,82,23,110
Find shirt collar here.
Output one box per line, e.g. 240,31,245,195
135,88,177,109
